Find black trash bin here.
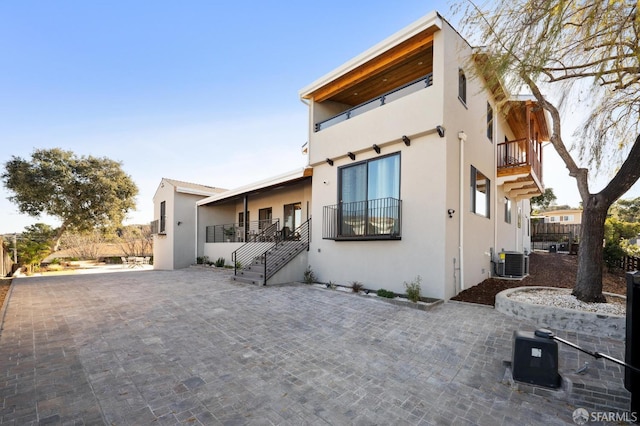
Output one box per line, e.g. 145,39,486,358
549,244,557,253
625,271,640,414
512,330,561,388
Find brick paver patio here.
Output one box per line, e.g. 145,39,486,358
0,268,630,425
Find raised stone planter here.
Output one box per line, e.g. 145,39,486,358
495,286,626,339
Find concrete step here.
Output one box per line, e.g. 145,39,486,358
238,269,263,279
232,275,264,285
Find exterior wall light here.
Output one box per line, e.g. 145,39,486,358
447,209,455,218
373,144,381,154
437,125,446,138
326,158,334,166
347,152,356,161
402,135,411,146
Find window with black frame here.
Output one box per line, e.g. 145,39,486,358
159,201,166,233
471,166,490,218
337,153,401,239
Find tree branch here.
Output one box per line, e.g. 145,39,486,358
599,134,640,205
520,72,591,199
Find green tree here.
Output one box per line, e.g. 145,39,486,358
610,196,640,223
603,217,640,270
530,188,557,213
2,148,138,251
460,0,640,302
17,223,56,274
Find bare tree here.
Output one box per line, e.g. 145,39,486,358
459,0,640,301
118,225,153,257
60,230,106,260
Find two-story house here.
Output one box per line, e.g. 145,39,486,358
299,11,547,299
153,11,548,300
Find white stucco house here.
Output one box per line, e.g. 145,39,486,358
298,11,546,300
152,11,549,300
152,178,226,270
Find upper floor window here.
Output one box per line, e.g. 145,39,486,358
471,166,490,218
159,201,166,233
487,102,494,142
458,69,467,105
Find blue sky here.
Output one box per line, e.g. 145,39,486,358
1,1,638,234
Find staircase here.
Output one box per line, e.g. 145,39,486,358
232,219,311,285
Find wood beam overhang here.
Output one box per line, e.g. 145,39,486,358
306,30,436,103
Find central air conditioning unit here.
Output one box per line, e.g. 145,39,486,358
496,251,529,278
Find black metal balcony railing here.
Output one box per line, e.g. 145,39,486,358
323,197,402,240
206,219,275,243
315,73,434,132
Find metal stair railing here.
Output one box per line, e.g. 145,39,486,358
264,218,311,284
232,220,279,276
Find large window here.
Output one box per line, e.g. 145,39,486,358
159,201,166,233
471,166,490,218
335,153,401,238
283,202,302,238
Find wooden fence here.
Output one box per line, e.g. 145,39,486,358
616,255,640,272
531,223,581,240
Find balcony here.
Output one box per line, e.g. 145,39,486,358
497,138,543,199
323,197,402,240
315,73,433,132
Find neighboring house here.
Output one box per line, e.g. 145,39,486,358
152,178,226,270
151,11,549,300
299,11,547,300
541,209,583,225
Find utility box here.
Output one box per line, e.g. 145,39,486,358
512,330,561,388
625,271,640,413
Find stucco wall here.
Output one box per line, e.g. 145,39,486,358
153,182,175,270
308,86,449,298
173,192,205,269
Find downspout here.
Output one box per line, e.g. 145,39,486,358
458,131,467,291
243,195,249,242
194,204,199,263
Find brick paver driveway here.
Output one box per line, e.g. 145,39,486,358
0,268,628,425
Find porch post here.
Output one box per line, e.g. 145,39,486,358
243,195,249,242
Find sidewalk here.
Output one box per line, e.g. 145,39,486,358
0,268,629,425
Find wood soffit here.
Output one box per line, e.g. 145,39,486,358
306,29,436,105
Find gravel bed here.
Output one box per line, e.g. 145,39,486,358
507,288,626,316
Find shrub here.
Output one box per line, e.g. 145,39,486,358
377,289,396,298
404,275,422,302
196,256,210,265
214,257,226,267
351,281,364,293
303,266,316,284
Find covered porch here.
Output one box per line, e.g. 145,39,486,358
196,168,312,266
